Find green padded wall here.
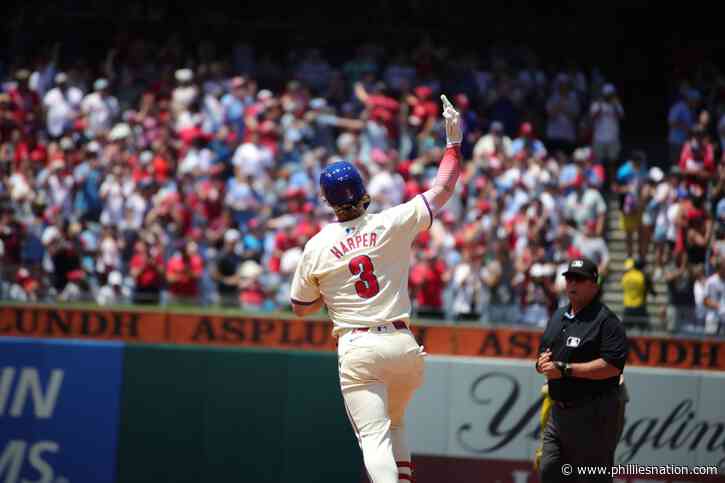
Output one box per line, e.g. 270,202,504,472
116,344,362,483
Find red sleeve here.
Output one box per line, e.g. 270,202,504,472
192,255,204,275
409,264,427,285
705,144,715,172
679,144,690,170
129,254,143,270
166,256,180,273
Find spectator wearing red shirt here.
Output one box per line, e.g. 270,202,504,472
407,85,439,131
8,69,41,128
409,249,447,319
166,241,204,303
679,125,716,195
129,240,164,304
268,224,297,273
13,133,47,171
354,81,400,138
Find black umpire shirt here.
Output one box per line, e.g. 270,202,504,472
539,300,628,402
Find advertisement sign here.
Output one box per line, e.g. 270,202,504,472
2,304,725,370
0,305,166,343
406,357,725,482
0,338,124,483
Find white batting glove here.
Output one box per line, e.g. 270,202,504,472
441,94,462,147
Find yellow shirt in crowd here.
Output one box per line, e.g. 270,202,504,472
621,269,646,308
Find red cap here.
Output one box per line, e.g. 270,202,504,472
455,93,470,109
414,86,432,99
520,122,533,136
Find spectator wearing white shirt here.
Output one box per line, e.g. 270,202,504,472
472,121,512,170
590,83,624,185
563,176,607,236
232,141,274,179
81,78,119,138
43,73,84,139
171,68,199,119
367,149,405,211
574,220,610,279
96,270,130,306
99,164,133,227
703,257,725,335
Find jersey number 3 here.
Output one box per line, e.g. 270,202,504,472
349,255,380,299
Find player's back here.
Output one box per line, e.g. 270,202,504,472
292,195,432,332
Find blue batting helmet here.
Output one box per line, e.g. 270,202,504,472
319,161,367,207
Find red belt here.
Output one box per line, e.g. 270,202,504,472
352,320,408,333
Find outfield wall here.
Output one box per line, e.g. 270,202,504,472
2,305,725,482
0,338,362,483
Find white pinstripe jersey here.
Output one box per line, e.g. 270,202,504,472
291,194,432,335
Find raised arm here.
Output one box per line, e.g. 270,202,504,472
422,94,463,214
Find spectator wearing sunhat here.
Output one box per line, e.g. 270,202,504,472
239,260,266,309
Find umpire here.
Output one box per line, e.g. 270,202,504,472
536,257,629,482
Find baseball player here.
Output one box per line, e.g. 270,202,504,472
290,95,462,483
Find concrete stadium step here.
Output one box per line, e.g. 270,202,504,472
601,291,669,305
600,200,675,331
608,253,657,264
605,304,670,329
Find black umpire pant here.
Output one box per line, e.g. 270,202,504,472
540,388,621,483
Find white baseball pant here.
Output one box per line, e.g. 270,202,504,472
337,323,426,483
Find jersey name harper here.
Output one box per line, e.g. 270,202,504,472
330,232,378,259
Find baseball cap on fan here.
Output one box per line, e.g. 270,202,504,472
562,257,598,281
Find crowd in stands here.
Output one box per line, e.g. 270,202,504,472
0,39,723,336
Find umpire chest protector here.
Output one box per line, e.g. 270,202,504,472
540,300,628,402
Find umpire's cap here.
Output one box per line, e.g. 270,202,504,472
562,257,598,281
320,161,367,207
